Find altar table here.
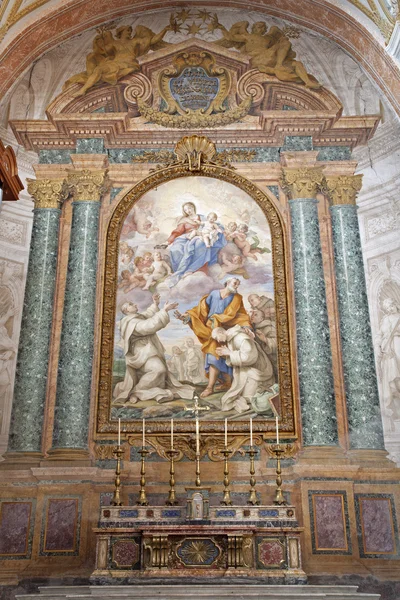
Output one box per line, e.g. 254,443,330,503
92,504,306,582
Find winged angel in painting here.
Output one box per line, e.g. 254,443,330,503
63,23,172,96
214,20,321,89
112,178,279,422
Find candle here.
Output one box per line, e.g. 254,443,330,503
171,418,174,449
224,418,228,447
276,416,279,445
196,417,200,454
118,418,121,447
250,417,253,447
142,418,145,448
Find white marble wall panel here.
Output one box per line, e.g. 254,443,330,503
0,199,33,457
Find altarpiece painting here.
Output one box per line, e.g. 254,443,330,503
97,167,295,441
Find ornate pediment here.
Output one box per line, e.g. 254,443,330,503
11,35,379,152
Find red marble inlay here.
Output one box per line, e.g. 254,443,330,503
313,494,347,550
112,540,139,567
44,499,78,552
0,502,31,556
258,539,284,567
360,498,395,554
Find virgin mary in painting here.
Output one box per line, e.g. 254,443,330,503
165,201,227,286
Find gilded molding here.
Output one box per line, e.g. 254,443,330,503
95,444,128,460
281,167,324,199
67,169,109,202
324,175,363,205
27,178,67,209
96,136,296,440
127,434,264,461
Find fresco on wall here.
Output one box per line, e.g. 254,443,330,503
111,176,279,421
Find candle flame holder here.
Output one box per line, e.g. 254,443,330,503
137,447,149,506
166,449,179,505
111,445,123,506
221,448,232,505
246,446,259,505
270,443,288,506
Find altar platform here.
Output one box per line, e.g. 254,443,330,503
92,504,306,582
16,584,381,599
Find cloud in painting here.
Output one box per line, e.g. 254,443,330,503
168,271,219,303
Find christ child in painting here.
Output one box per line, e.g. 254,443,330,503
187,212,223,248
142,251,172,290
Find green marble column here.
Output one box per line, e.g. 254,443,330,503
49,169,107,458
327,176,384,450
7,179,65,458
283,167,338,446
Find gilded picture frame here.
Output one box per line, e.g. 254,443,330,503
95,161,297,445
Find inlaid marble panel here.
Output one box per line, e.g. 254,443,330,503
309,491,351,554
355,494,398,557
111,539,140,568
257,538,284,568
0,501,33,558
41,498,80,555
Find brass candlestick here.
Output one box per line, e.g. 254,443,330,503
271,444,288,505
111,445,123,506
195,452,201,487
166,449,179,505
246,446,259,505
221,448,232,505
137,447,149,506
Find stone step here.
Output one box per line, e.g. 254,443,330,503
22,585,381,600
36,585,367,595
19,596,378,600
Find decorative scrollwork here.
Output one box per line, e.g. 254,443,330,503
127,434,264,461
27,178,69,209
265,442,298,459
95,444,128,460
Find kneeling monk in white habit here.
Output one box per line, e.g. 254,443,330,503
114,294,194,404
214,325,275,413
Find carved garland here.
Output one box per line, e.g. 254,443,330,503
96,136,296,443
136,95,252,129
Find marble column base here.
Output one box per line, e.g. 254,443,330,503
45,448,93,466
0,451,44,469
296,446,349,466
346,449,392,467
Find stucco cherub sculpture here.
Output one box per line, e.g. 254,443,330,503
63,24,172,96
214,20,321,89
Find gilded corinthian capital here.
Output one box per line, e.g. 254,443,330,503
27,178,67,209
324,175,363,206
67,169,109,202
281,167,324,200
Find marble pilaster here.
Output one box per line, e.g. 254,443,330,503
6,179,65,458
283,167,338,446
49,168,107,458
326,175,385,450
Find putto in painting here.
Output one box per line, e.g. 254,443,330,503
112,176,279,422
